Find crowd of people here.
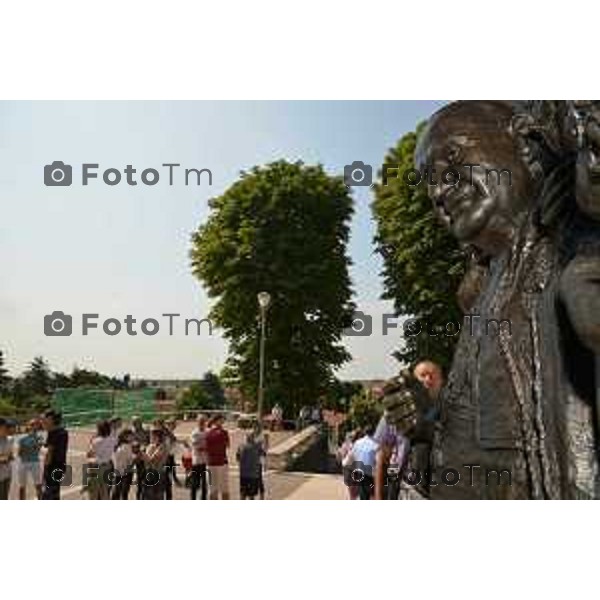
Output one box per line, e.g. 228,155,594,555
338,360,445,500
0,409,68,500
1,363,445,501
265,403,322,432
0,410,270,500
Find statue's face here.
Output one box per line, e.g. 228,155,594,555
416,112,534,251
576,122,600,221
567,101,600,221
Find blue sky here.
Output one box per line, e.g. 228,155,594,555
0,101,445,380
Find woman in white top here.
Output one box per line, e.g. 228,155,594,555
112,429,134,500
140,428,168,500
86,420,116,500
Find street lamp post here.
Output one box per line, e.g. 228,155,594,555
257,291,271,429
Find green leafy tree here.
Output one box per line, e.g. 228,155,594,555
372,128,466,371
191,160,355,416
219,363,239,388
68,367,111,388
176,382,212,414
348,390,382,430
52,372,72,389
200,371,225,408
0,350,11,396
24,395,51,415
11,379,28,407
22,356,53,397
321,379,362,412
0,397,16,417
109,375,128,390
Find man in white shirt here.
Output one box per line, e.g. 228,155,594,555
189,415,208,500
345,426,379,500
271,404,283,431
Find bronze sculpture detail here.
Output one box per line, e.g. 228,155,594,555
414,100,600,499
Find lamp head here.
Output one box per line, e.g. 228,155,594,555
257,291,271,309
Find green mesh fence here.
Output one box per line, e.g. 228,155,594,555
114,389,158,422
52,388,159,427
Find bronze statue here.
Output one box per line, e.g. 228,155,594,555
415,100,600,499
560,101,600,481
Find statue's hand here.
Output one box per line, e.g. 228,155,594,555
382,370,430,432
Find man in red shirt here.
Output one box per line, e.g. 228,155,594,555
205,415,230,500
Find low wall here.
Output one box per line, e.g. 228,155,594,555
266,425,320,471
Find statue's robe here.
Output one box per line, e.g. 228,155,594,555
432,175,599,499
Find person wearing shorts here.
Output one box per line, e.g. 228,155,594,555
236,432,265,500
17,419,43,500
0,418,14,500
205,415,230,500
189,415,208,500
